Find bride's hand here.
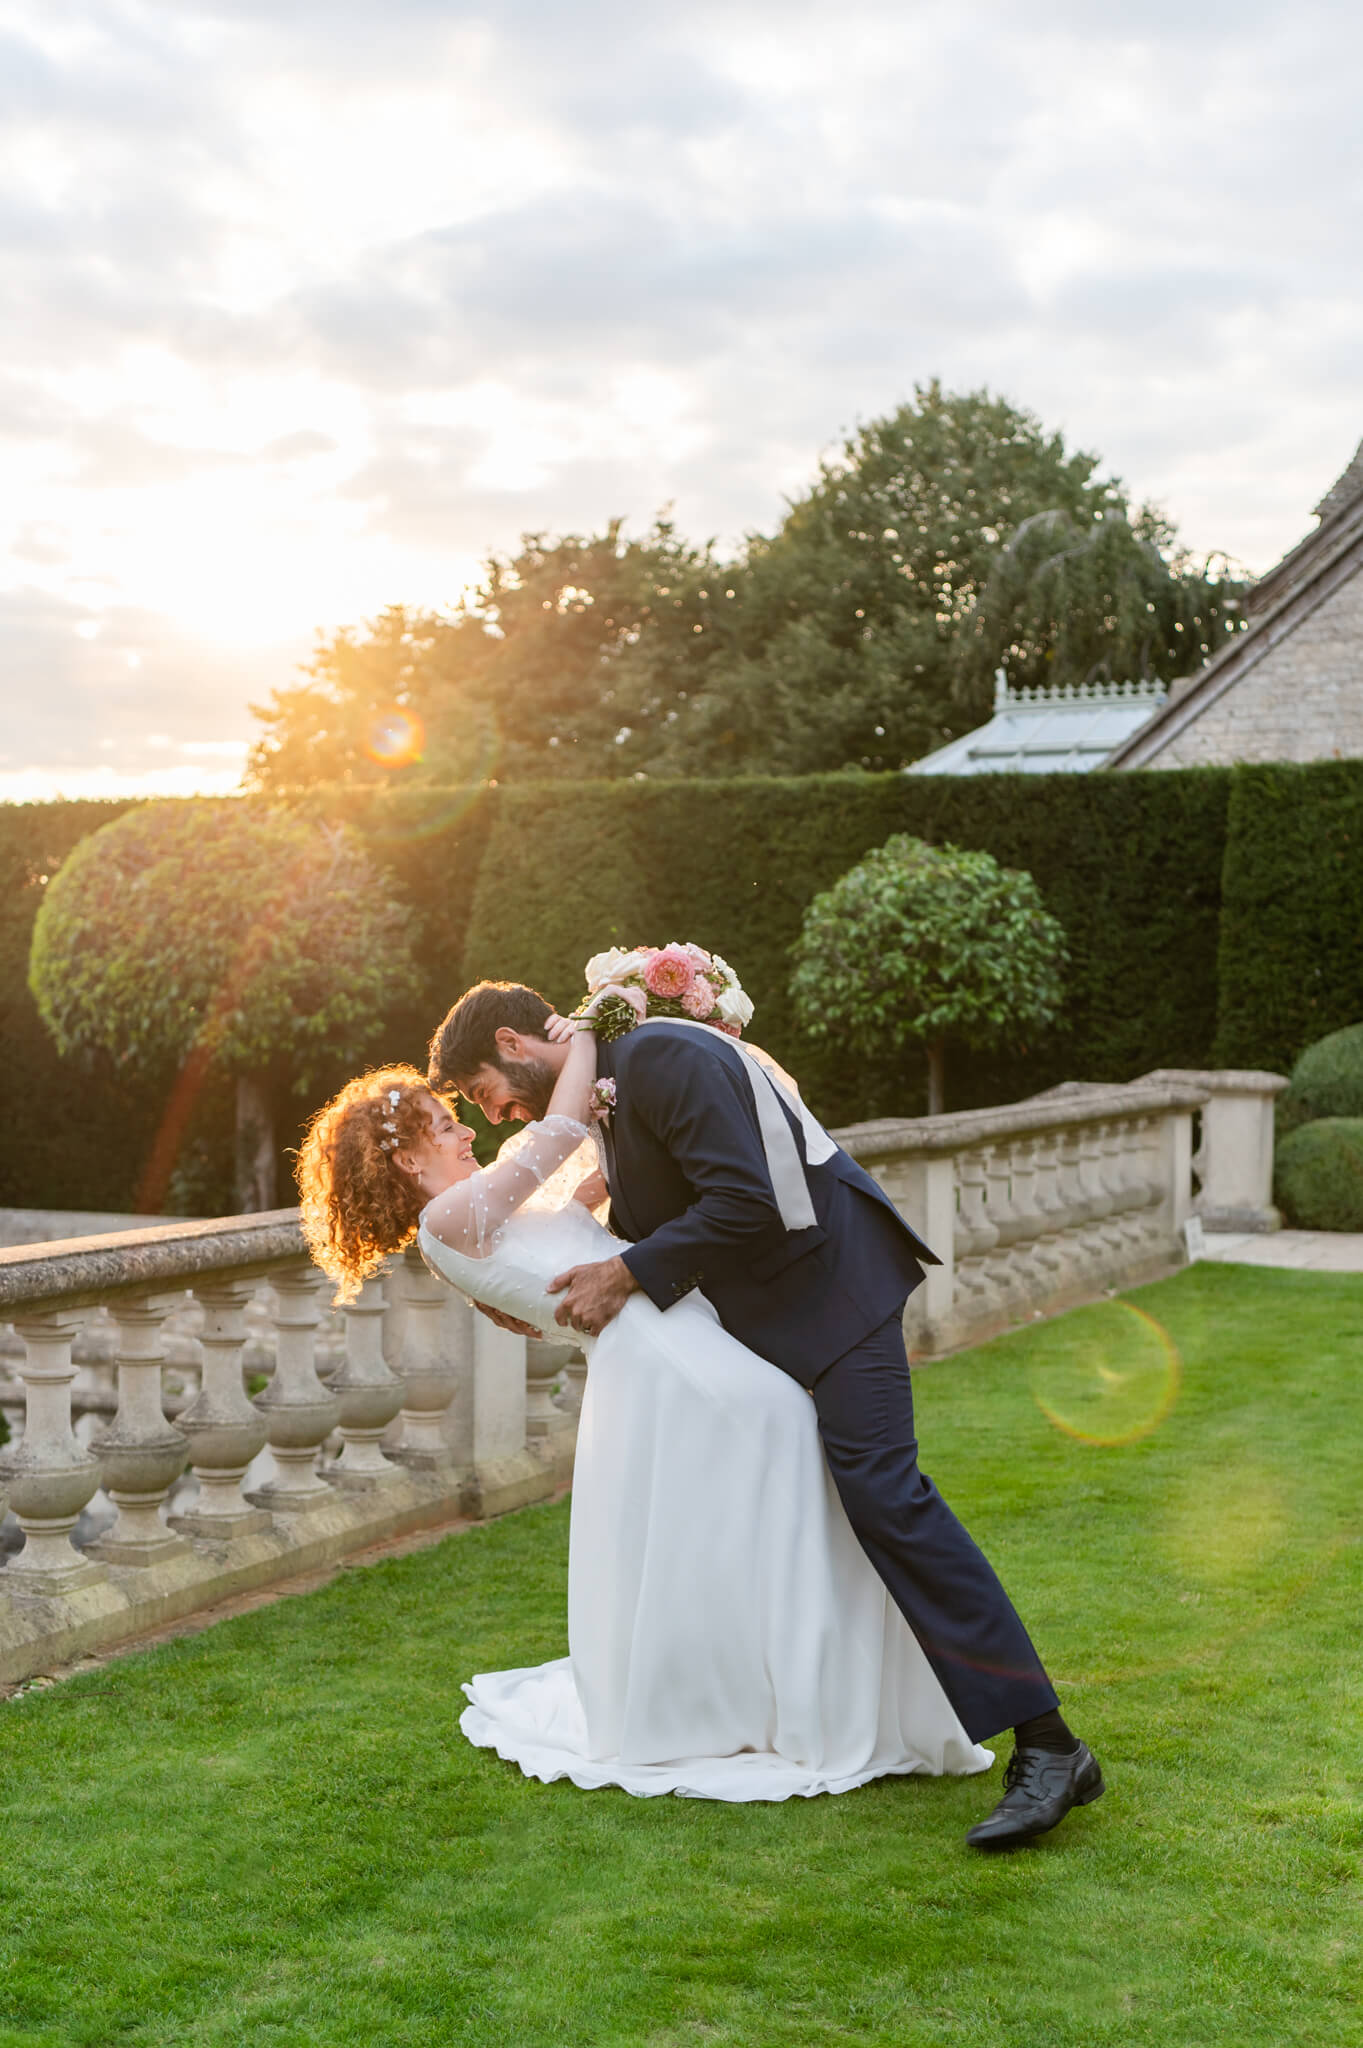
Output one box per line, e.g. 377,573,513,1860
581,982,647,1025
544,1011,585,1044
572,1168,609,1211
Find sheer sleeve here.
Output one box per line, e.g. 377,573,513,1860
421,1114,593,1259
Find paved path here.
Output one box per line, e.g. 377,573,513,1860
1202,1229,1363,1273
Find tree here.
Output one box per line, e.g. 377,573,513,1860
788,835,1068,1114
657,382,1246,776
246,519,720,793
243,383,1247,791
244,605,499,793
29,801,421,1212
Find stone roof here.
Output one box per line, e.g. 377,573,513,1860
906,672,1165,776
1314,437,1363,524
1105,436,1363,770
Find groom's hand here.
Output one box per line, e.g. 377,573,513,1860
547,1256,638,1338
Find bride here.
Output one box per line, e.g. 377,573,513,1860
298,1009,992,1801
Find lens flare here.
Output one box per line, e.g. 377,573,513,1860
1027,1300,1180,1447
365,706,425,768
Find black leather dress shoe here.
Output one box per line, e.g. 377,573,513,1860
965,1741,1105,1849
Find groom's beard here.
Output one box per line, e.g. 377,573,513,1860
495,1054,557,1121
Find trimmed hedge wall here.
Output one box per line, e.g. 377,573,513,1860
1216,762,1363,1071
460,769,1233,1126
0,798,148,1211
9,757,1363,1215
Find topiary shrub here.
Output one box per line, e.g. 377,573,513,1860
789,834,1068,1114
1273,1118,1363,1231
1276,1022,1363,1139
29,800,421,1213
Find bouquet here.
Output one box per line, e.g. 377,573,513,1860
572,943,755,1043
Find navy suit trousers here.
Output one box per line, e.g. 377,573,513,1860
812,1310,1058,1744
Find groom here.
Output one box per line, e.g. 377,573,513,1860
429,980,1104,1849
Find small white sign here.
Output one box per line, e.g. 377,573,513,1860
1182,1216,1206,1263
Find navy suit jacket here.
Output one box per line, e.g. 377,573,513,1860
595,1022,939,1387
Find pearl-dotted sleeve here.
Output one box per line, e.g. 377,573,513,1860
420,1115,593,1260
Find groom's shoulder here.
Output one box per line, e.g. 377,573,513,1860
613,1020,744,1077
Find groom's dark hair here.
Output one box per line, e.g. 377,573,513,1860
427,981,554,1091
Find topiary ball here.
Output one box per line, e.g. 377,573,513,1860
1277,1022,1363,1138
1273,1117,1363,1231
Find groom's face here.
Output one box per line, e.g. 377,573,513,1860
457,1030,559,1125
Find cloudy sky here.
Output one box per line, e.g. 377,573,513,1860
2,0,1360,800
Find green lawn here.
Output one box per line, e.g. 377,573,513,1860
2,1262,1360,2047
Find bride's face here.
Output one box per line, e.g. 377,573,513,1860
395,1095,478,1197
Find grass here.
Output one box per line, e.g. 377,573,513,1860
1,1261,1360,2047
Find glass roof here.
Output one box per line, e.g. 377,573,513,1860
905,675,1166,777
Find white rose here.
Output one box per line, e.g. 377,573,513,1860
716,981,754,1027
584,946,651,988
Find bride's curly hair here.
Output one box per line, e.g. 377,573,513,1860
296,1065,454,1301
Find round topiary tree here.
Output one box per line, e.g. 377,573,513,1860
1276,1023,1363,1139
30,799,421,1213
789,834,1068,1114
1273,1118,1363,1231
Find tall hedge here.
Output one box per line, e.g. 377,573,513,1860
1216,762,1363,1070
0,799,147,1211
15,757,1363,1217
460,768,1232,1125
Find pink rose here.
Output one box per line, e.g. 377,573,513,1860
643,946,695,999
682,980,717,1019
713,1019,743,1037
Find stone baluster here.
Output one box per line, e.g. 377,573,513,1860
526,1337,577,1479
86,1296,191,1565
72,1309,118,1424
1095,1123,1133,1255
1007,1136,1059,1272
168,1279,271,1539
161,1295,204,1408
1053,1127,1102,1287
952,1149,1001,1326
555,1346,588,1418
384,1250,463,1469
525,1337,574,1441
1073,1122,1116,1273
246,1265,341,1514
0,1312,107,1594
982,1144,1027,1318
1031,1130,1078,1284
327,1275,406,1489
1133,1114,1166,1249
1113,1122,1154,1245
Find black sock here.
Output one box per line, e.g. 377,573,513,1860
1013,1709,1080,1755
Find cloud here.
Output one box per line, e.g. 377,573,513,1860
2,0,1362,795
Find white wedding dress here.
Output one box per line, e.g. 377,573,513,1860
418,1115,992,1801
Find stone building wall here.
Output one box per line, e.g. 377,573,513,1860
1151,560,1363,767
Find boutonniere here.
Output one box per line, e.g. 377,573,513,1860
589,1078,617,1124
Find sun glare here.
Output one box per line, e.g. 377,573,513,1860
365,706,426,768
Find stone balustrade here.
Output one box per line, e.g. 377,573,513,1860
0,1212,576,1686
836,1073,1214,1356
